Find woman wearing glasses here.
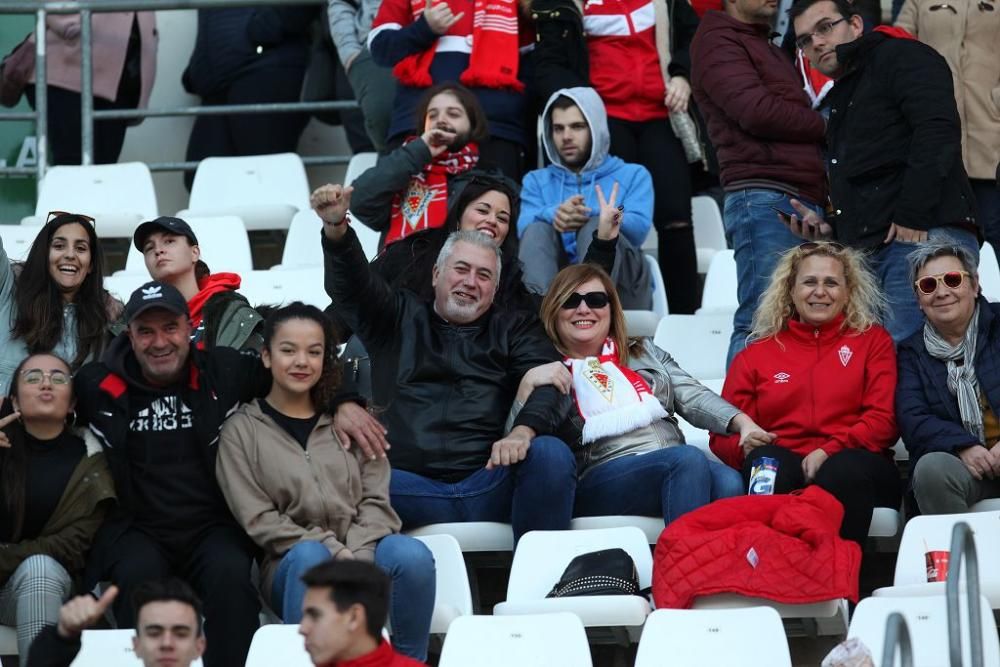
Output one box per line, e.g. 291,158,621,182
897,241,1000,514
710,241,902,546
0,212,118,394
895,0,1000,264
0,354,116,658
507,193,765,524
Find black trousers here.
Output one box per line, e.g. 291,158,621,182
26,85,131,165
102,523,260,667
742,445,902,546
185,65,309,190
607,116,699,314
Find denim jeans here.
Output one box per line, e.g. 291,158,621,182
724,188,823,367
389,436,577,543
868,226,980,343
271,536,435,660
574,446,744,525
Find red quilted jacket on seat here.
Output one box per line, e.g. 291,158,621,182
652,486,861,609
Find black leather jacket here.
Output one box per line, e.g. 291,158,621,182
825,31,978,248
324,227,570,482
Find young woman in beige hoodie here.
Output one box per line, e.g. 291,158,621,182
216,302,435,661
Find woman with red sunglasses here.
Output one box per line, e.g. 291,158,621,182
709,241,902,547
897,241,1000,514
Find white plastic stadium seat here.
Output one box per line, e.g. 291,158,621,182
239,268,329,310
653,313,733,381
410,534,473,634
244,624,312,667
622,310,661,338
71,629,205,666
570,516,664,544
873,511,1000,608
635,607,792,667
122,216,253,276
692,195,727,274
278,209,381,269
104,273,151,304
406,522,514,553
646,255,669,319
493,527,652,634
979,243,1000,302
848,594,1000,667
25,162,158,238
0,224,43,262
344,152,378,187
0,624,15,659
691,595,847,633
180,153,309,231
697,249,737,315
438,613,592,667
972,498,1000,512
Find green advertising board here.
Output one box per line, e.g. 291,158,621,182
1,14,37,224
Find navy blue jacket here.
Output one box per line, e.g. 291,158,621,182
896,297,1000,474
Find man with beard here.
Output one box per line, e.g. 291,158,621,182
320,208,576,542
517,87,653,308
339,83,489,250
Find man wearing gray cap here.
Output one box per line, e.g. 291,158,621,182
133,216,263,351
71,280,272,667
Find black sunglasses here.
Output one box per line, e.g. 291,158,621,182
799,241,846,253
561,291,610,310
47,210,96,227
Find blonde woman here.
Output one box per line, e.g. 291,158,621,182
709,241,902,545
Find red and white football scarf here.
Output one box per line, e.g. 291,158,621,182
385,139,479,247
568,339,669,443
393,0,524,92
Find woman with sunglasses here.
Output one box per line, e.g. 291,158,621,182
897,241,1000,514
0,353,116,658
710,241,902,546
0,212,119,395
509,200,765,523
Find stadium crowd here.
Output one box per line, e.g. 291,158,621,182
1,0,999,663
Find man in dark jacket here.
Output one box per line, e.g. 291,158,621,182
691,0,828,366
317,186,576,542
789,0,980,342
73,281,272,667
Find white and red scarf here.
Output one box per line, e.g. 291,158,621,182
385,138,479,247
393,0,524,92
568,339,668,443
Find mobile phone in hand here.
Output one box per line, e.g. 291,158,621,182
770,206,792,224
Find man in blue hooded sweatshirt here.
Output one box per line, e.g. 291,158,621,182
518,87,654,309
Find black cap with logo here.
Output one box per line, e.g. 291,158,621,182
124,281,191,324
133,216,199,251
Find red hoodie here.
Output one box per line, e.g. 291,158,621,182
710,315,898,469
318,640,426,667
188,272,242,330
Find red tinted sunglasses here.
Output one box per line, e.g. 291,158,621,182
915,271,971,295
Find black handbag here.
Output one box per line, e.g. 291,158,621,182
546,548,640,598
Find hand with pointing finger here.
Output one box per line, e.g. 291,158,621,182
0,410,22,448
423,0,464,35
57,586,118,639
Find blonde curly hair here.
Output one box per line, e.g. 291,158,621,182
749,242,886,342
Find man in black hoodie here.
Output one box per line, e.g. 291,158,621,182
73,281,271,667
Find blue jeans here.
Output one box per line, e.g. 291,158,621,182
574,446,744,524
389,436,577,542
271,536,435,660
724,188,824,367
868,226,980,342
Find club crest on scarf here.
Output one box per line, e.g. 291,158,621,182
402,181,435,230
568,339,669,443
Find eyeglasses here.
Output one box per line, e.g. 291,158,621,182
561,291,610,310
20,368,71,385
915,271,971,295
46,211,96,227
799,241,846,253
795,17,848,50
979,2,995,10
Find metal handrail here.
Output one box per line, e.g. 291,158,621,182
0,0,356,179
946,521,983,667
881,612,915,667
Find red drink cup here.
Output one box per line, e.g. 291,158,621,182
925,550,950,583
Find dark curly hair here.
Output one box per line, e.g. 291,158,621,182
262,302,342,412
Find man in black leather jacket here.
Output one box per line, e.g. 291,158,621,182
316,184,576,542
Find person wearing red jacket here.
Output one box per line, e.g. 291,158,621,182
299,560,426,667
710,241,902,545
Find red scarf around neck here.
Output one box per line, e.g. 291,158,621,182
385,139,479,247
393,0,524,92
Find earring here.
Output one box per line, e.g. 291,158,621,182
67,410,78,426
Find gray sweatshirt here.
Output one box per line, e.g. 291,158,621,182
327,0,381,66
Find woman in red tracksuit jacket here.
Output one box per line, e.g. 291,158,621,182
709,241,902,545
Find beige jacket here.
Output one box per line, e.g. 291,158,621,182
216,400,400,600
896,0,1000,180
